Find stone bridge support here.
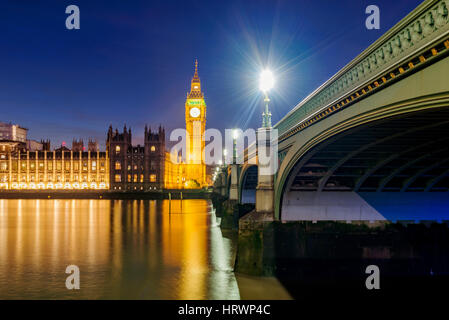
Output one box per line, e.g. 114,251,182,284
255,158,274,213
220,171,227,197
219,165,240,229
236,128,276,276
229,164,239,201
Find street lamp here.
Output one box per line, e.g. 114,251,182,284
232,129,239,140
222,148,228,166
259,69,274,128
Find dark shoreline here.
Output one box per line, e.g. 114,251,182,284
0,190,212,200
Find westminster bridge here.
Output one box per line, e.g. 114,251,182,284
213,0,449,276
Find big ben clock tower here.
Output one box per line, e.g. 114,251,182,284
185,59,206,187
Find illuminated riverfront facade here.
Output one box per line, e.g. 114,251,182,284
164,155,186,189
0,142,109,190
0,61,212,191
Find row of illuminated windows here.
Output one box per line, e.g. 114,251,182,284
114,145,157,154
114,161,157,171
114,174,157,183
0,160,106,171
112,186,158,191
0,152,107,159
0,174,107,183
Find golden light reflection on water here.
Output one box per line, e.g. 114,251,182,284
0,199,239,299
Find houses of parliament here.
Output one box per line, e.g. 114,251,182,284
0,61,211,191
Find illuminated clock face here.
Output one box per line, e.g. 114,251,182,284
190,107,200,118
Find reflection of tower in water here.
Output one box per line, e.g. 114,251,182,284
161,199,208,299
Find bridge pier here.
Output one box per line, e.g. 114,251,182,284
255,127,276,216
229,164,239,201
255,172,274,214
220,172,227,197
236,127,276,276
220,165,240,229
235,211,275,276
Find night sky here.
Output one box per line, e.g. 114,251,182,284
0,0,422,148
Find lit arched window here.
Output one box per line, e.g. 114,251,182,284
151,146,156,152
115,161,121,170
150,174,156,182
115,145,121,154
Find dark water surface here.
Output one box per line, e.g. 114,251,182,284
0,199,241,299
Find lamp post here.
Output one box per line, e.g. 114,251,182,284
232,129,239,164
223,148,228,166
233,69,277,275
228,129,240,201
254,69,275,215
259,69,274,128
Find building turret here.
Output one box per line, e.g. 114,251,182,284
40,139,51,151
88,139,99,152
72,139,84,152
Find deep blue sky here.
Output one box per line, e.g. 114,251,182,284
0,0,423,148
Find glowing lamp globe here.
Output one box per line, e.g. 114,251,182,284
259,69,274,92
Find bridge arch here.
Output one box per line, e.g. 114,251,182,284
238,164,258,204
275,55,449,220
276,104,449,221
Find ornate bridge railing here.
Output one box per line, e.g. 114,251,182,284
275,0,449,142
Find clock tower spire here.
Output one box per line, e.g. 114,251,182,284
188,59,203,99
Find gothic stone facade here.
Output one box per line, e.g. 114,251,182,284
107,125,165,191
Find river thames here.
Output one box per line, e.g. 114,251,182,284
0,199,292,299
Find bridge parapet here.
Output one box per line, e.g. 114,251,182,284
275,0,449,141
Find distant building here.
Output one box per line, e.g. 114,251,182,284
0,122,27,143
26,139,44,152
0,140,26,155
41,139,51,151
72,139,99,152
88,139,99,152
54,145,71,152
0,122,28,158
72,139,84,152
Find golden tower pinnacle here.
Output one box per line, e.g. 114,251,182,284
188,59,203,99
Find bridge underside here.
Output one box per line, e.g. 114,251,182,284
282,107,449,222
240,165,257,204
